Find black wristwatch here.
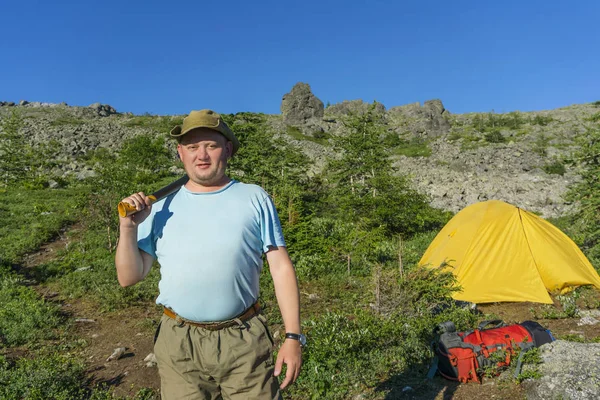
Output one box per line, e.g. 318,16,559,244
285,332,307,347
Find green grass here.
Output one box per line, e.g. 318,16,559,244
0,188,84,347
0,184,159,397
484,129,506,143
392,138,432,157
0,272,65,346
0,353,157,399
0,187,83,265
586,112,600,123
531,115,554,126
50,115,86,127
285,125,331,146
543,160,566,175
5,107,571,398
122,114,184,133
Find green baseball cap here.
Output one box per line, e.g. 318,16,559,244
170,109,240,155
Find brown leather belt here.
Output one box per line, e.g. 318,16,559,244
163,302,261,331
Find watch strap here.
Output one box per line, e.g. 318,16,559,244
285,333,302,340
285,332,306,346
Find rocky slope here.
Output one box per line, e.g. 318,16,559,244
2,84,599,218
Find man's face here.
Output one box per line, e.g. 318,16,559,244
177,128,233,188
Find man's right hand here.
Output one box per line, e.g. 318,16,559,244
119,192,153,228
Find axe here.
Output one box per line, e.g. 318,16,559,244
117,175,189,217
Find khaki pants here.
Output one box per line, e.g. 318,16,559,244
154,313,282,400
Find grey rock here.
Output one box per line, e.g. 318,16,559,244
48,179,60,189
391,137,577,218
144,352,157,367
576,316,599,326
76,168,97,180
326,99,386,116
19,100,29,106
106,347,127,362
281,82,324,126
388,98,450,136
580,310,600,318
88,102,117,117
524,341,600,400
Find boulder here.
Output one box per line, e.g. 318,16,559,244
88,103,117,117
281,82,324,126
524,340,600,400
388,99,450,136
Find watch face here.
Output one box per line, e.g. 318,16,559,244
299,334,307,346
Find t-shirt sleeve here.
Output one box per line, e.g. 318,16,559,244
259,195,286,253
137,214,157,259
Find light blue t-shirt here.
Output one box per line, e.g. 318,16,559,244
137,179,286,322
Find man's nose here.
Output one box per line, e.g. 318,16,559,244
196,147,209,159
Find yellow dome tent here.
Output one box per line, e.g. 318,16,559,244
419,200,600,304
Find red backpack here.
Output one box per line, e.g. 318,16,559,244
430,320,554,383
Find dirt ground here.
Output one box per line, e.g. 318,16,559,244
21,231,600,399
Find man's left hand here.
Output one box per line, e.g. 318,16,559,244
274,339,302,390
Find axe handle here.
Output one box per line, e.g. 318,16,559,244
117,175,189,217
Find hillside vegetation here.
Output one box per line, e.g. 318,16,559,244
1,97,600,399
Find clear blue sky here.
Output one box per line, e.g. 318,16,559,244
1,0,598,116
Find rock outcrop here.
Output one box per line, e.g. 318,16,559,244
325,99,386,116
392,137,578,218
2,92,598,219
88,103,118,117
388,99,451,136
524,340,600,400
280,82,324,126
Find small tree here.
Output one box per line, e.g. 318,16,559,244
566,127,600,265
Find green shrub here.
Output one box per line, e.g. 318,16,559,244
0,353,137,400
0,110,65,187
484,129,506,143
472,111,526,131
122,114,184,132
0,354,86,399
543,160,566,175
564,127,600,270
447,131,463,142
514,347,542,383
0,187,81,265
50,115,86,127
556,333,585,342
287,265,476,399
285,125,329,145
54,229,161,310
532,133,551,156
531,115,554,126
392,137,432,157
382,132,403,147
586,112,600,122
530,293,579,319
0,273,64,346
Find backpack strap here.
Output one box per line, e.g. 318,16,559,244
513,342,535,378
426,355,439,379
477,320,505,330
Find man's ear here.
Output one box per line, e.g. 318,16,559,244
176,144,183,161
226,141,233,159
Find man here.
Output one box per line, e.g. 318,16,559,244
115,109,303,399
